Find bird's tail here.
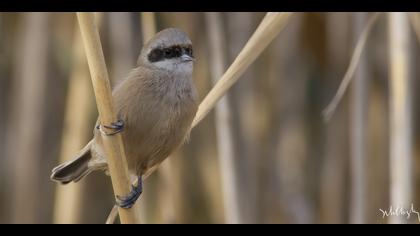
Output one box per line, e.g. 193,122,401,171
51,140,95,184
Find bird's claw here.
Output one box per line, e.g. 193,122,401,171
96,119,124,136
115,176,143,209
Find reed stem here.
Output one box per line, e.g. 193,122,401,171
77,12,141,224
388,12,413,224
192,12,293,128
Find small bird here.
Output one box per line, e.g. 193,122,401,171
51,28,198,209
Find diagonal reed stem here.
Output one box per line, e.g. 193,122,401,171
192,12,293,127
408,13,420,44
322,12,381,122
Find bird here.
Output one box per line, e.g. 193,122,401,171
51,28,198,209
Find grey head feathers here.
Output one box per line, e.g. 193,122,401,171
137,28,194,67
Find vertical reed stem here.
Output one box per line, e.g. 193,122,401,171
205,12,241,223
142,12,182,223
109,12,135,83
349,12,369,224
53,18,94,224
320,12,350,224
77,12,141,224
8,12,49,223
388,12,413,224
141,12,157,43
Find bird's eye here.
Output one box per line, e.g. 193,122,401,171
164,49,173,58
148,48,164,62
174,47,182,57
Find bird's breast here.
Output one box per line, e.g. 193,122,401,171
122,72,198,175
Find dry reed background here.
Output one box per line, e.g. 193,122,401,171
0,12,420,224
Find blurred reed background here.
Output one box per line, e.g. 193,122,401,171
0,12,419,224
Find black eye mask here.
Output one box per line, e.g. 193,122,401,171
148,45,193,63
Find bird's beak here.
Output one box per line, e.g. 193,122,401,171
181,54,194,62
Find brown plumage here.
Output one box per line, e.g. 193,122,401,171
51,28,198,185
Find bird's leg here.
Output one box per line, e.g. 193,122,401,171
96,119,124,136
115,176,143,209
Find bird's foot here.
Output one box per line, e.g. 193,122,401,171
96,119,124,136
115,176,142,209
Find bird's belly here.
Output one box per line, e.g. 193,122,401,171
124,102,195,176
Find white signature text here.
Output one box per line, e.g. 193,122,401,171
379,204,420,223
